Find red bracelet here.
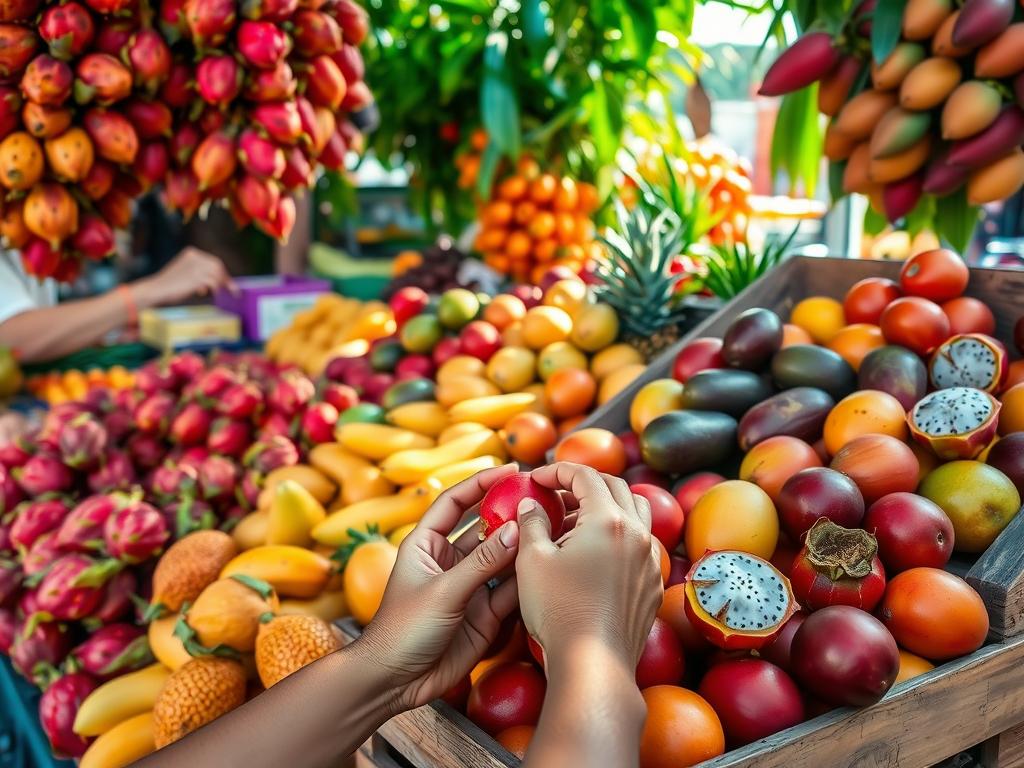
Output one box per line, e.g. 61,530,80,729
118,285,138,327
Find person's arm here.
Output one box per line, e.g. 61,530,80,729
137,464,524,768
517,462,663,768
0,247,233,363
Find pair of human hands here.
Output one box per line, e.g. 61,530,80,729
359,462,664,715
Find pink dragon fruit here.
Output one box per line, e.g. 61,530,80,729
11,621,70,686
194,365,236,398
71,623,150,679
10,499,70,552
217,381,263,419
39,672,97,758
237,469,262,510
87,450,136,494
0,440,31,469
169,402,213,446
35,553,118,621
241,0,297,21
104,501,168,563
91,568,137,623
237,20,290,69
0,464,24,514
250,101,303,144
22,532,61,578
54,494,122,552
134,361,177,394
102,409,135,443
14,454,74,497
148,461,198,499
268,371,315,417
39,1,95,60
207,418,251,458
82,385,114,414
178,446,210,470
134,391,176,435
185,0,236,46
301,402,338,445
243,59,296,102
0,556,21,607
197,455,238,500
58,413,108,471
237,128,286,179
280,144,313,190
126,432,165,471
256,411,292,441
167,350,206,381
244,435,299,474
0,607,14,654
196,54,241,106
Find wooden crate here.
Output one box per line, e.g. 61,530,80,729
342,258,1024,768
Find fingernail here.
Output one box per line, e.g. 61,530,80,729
498,520,519,548
517,498,537,518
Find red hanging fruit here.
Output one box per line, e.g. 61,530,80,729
251,101,302,145
163,167,202,218
759,32,840,96
332,0,369,45
83,108,138,164
237,20,290,69
160,59,193,107
123,98,173,139
238,128,285,179
20,236,61,278
191,130,236,190
305,55,346,110
97,188,133,229
196,54,241,106
184,0,236,46
243,59,295,102
124,28,172,89
237,173,280,222
133,141,170,189
292,10,342,56
79,158,115,200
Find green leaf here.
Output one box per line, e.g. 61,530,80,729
935,189,981,253
439,37,484,103
872,0,909,64
588,70,624,167
521,0,549,56
481,31,521,160
476,140,501,200
904,194,936,237
863,204,888,237
828,161,847,204
229,573,275,600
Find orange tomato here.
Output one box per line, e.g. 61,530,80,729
497,175,528,201
554,428,627,474
506,231,532,260
827,323,886,370
553,177,579,212
528,211,556,240
880,568,989,661
482,200,514,227
502,412,558,465
639,686,725,768
544,368,597,419
533,238,558,263
557,415,586,435
483,294,527,331
475,227,507,253
342,538,398,626
554,212,577,246
514,201,537,226
529,174,557,204
823,389,907,456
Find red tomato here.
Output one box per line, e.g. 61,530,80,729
843,278,901,325
879,297,950,356
940,297,995,336
899,249,969,302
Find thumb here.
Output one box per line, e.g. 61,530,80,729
518,499,556,552
446,521,520,602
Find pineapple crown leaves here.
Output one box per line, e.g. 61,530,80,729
702,225,799,300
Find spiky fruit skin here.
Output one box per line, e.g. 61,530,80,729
908,387,1001,460
255,615,341,688
39,3,95,61
55,494,117,552
103,502,169,563
683,551,798,650
479,472,565,539
70,622,147,680
10,498,70,551
929,334,1008,393
151,530,237,613
153,657,247,748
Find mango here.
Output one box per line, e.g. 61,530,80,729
386,400,450,437
933,11,973,57
870,137,932,184
436,355,486,383
232,510,269,551
380,429,505,484
278,590,348,622
967,149,1024,205
842,143,873,195
257,464,336,509
871,43,925,90
426,455,503,490
835,90,899,141
79,713,156,768
486,346,537,392
336,423,434,461
899,57,962,111
220,546,332,599
975,23,1024,78
448,392,536,429
436,375,501,408
74,664,170,737
266,480,327,547
942,81,1002,140
818,56,862,117
312,486,435,546
902,0,953,40
869,108,932,159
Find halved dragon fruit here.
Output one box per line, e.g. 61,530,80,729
908,387,1001,460
684,550,798,650
929,334,1008,393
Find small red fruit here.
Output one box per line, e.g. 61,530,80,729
880,296,951,357
672,472,724,516
466,662,546,736
758,611,807,674
389,286,429,326
460,320,501,362
479,472,564,539
630,483,685,551
843,277,901,325
862,492,954,573
697,659,805,747
672,337,725,383
899,248,969,303
942,296,996,336
636,617,685,689
788,519,887,612
775,467,865,541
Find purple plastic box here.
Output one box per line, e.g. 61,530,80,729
215,275,331,341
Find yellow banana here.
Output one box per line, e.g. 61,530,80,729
266,480,327,547
220,545,333,599
257,464,336,509
427,455,504,491
313,484,436,546
308,443,395,504
79,712,156,768
278,590,348,622
380,429,505,484
386,401,450,437
336,423,434,461
148,616,191,672
74,664,170,737
231,510,269,551
448,392,536,429
438,421,491,444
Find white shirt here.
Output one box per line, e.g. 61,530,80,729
0,252,57,324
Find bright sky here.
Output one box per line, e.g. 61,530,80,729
689,4,774,46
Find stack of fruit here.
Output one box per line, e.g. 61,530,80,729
25,365,135,404
0,349,349,757
64,529,344,765
761,0,1024,221
0,0,373,281
380,240,475,302
264,293,396,375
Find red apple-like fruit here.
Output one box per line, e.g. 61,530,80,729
862,492,954,573
776,467,865,541
432,337,462,367
672,337,725,383
479,472,565,539
389,286,430,326
672,472,724,516
460,321,501,362
635,617,685,689
630,483,685,551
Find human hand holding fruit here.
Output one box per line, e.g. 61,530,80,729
357,463,523,714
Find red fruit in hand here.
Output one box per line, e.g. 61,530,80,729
467,662,545,736
39,672,97,758
862,492,954,573
479,472,565,539
788,519,887,612
630,483,685,551
636,617,685,689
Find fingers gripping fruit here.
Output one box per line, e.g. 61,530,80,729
479,472,565,539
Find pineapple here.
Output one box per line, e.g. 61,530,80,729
595,203,693,359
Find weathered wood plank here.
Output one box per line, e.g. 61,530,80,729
378,704,516,768
980,722,1024,768
968,512,1024,642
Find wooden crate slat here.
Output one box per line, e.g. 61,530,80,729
968,512,1024,642
378,704,515,768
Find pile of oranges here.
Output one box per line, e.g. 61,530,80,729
26,366,135,404
456,129,602,283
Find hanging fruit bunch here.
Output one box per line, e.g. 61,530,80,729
760,0,1024,228
0,0,374,282
467,158,601,285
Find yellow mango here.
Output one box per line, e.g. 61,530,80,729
380,429,505,484
79,713,156,768
266,479,327,547
313,485,436,546
336,423,434,461
448,392,536,429
386,401,450,437
220,545,333,599
258,464,336,509
74,665,170,737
